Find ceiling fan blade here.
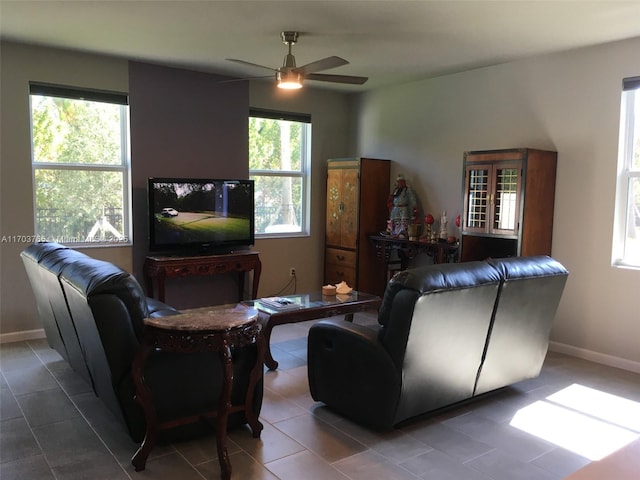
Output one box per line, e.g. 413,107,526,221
216,75,273,84
227,58,276,72
306,73,368,85
295,56,349,75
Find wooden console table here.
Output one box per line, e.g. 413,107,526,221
131,306,265,480
369,234,459,272
144,251,261,302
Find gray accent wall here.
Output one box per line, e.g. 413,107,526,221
128,61,249,308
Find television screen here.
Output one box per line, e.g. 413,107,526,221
148,177,254,254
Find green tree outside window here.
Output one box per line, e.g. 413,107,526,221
30,88,131,244
249,113,310,235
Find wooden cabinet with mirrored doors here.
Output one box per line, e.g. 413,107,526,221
460,148,557,262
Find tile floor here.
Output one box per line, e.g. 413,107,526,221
2,312,640,480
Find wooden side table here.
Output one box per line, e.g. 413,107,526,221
131,306,265,480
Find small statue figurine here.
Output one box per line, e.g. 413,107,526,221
439,211,448,240
387,174,417,239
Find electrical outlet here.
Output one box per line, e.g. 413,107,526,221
289,267,296,277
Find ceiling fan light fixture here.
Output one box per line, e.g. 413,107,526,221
277,70,303,89
228,31,368,89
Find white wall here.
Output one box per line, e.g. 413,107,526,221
354,37,640,371
0,42,131,340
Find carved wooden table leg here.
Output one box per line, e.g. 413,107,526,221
258,312,279,371
244,333,265,437
131,342,155,471
217,338,233,480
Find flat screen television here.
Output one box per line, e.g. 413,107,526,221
148,177,254,255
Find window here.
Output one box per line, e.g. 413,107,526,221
613,77,640,267
29,83,131,246
249,109,311,236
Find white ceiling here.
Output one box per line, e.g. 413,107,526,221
2,0,640,92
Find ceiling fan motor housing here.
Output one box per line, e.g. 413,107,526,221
281,31,299,45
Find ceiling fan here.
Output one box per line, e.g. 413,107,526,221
227,31,368,89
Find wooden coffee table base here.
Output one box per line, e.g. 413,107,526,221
244,291,381,370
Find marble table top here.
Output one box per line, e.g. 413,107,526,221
144,304,258,332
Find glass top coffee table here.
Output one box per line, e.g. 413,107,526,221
243,290,381,370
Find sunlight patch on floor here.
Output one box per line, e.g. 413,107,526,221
510,384,640,460
548,384,640,432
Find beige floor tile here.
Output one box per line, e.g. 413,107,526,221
333,418,433,463
172,432,241,465
273,414,367,463
260,388,308,424
265,449,350,480
334,450,422,480
196,450,280,480
264,369,316,410
130,451,204,479
228,422,306,464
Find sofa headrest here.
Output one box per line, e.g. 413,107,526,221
488,255,568,280
60,257,149,337
21,242,69,264
39,248,91,276
61,257,130,296
378,260,502,326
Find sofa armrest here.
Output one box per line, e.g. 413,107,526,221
307,319,401,430
146,297,180,317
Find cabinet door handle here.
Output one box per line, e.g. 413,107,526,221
336,255,345,261
339,202,345,214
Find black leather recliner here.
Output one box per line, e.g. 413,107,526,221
21,242,91,382
21,243,262,442
307,255,568,430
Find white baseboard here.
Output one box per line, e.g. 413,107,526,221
549,341,640,374
0,328,46,344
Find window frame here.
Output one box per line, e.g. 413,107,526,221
249,108,311,238
612,76,640,268
29,82,132,247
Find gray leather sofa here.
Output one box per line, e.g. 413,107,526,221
21,242,262,442
307,255,568,430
